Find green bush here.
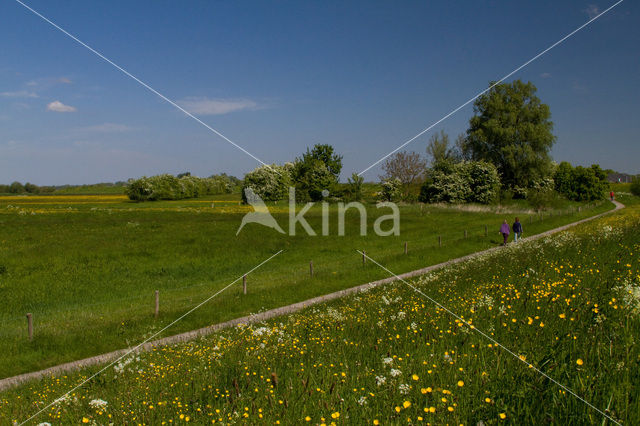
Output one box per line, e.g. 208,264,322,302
631,178,640,197
292,159,335,201
419,161,500,204
346,173,364,201
553,162,607,201
126,174,234,201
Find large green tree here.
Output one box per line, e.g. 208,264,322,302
293,144,343,201
465,80,556,189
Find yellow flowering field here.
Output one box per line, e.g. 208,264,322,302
1,205,638,424
0,195,129,204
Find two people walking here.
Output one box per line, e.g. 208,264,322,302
500,217,523,246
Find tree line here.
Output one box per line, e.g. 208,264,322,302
240,79,618,206
376,80,613,205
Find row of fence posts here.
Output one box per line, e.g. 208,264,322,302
23,205,594,340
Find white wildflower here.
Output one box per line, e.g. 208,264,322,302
390,368,402,377
89,399,108,409
399,383,411,394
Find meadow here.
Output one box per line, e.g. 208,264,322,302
0,195,637,424
0,194,612,380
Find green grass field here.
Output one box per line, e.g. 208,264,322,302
0,197,637,424
0,195,613,380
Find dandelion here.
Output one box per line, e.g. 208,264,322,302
403,401,411,408
331,412,340,419
421,387,432,394
305,416,311,422
576,359,584,366
457,380,464,387
82,418,89,424
499,413,507,419
412,374,419,381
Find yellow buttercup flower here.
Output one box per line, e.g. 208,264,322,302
576,359,584,365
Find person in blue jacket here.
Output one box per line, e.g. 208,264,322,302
512,217,523,242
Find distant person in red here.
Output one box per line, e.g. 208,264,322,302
499,219,510,246
610,191,615,201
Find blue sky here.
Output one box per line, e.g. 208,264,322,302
1,0,638,185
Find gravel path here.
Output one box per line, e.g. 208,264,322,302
0,201,624,391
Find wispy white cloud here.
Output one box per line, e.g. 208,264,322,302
584,4,600,19
572,80,588,94
540,72,552,79
177,97,260,115
26,77,72,88
77,123,132,133
47,100,77,112
0,90,38,98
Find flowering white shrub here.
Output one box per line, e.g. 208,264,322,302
420,161,500,204
242,164,292,202
379,177,402,202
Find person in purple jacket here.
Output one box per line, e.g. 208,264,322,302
499,219,510,246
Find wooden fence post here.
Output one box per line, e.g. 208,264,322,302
26,313,33,341
155,290,159,318
310,261,314,277
438,235,442,247
464,230,468,239
484,225,488,237
404,242,408,254
362,250,366,265
243,275,247,294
